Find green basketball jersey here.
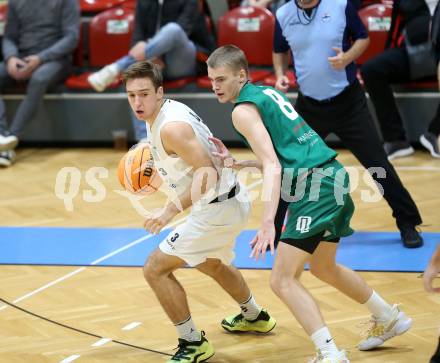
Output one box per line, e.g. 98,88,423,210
234,82,336,175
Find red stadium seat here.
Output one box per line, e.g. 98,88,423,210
218,6,274,66
164,77,197,90
196,69,274,89
71,20,86,68
262,71,297,88
402,80,438,89
196,77,212,89
68,4,199,90
65,72,121,89
88,7,134,66
361,0,381,6
66,6,134,89
80,0,128,14
197,6,275,88
0,4,7,33
121,0,137,10
359,0,393,8
357,3,392,65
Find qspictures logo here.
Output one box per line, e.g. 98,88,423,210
54,163,386,217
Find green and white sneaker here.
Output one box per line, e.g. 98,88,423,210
221,309,276,333
166,331,214,363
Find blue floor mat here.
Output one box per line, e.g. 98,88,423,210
0,227,438,272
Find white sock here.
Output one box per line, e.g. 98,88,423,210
363,291,393,321
175,316,201,342
310,327,339,357
239,294,261,320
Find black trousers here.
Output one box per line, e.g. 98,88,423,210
431,337,440,363
428,103,440,136
295,80,422,228
361,46,440,140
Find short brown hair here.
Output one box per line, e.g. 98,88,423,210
206,45,249,75
122,60,163,90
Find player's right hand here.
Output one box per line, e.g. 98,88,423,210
208,136,237,168
143,206,177,235
423,263,440,293
275,75,289,93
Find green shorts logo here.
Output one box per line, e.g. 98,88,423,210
296,216,312,233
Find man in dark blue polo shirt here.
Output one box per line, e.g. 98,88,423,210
272,0,423,249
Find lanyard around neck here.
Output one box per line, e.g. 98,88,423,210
295,0,321,25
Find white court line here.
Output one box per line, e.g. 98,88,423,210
91,338,112,347
0,267,87,312
60,355,81,363
122,321,142,331
87,220,179,266
0,217,186,312
0,179,265,312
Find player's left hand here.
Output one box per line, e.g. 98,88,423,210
328,47,349,70
249,221,275,260
143,207,176,235
208,136,237,168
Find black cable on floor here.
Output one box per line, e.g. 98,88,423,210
0,297,172,357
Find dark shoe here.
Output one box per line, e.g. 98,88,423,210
420,132,440,158
384,141,414,160
0,150,16,167
167,331,214,363
430,337,440,363
221,309,276,333
399,225,423,248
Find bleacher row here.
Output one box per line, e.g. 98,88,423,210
0,0,436,145
0,0,436,93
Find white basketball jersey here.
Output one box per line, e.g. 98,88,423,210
148,99,237,204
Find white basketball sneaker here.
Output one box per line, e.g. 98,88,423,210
0,134,18,151
0,150,16,167
88,63,119,92
358,304,412,351
309,350,350,363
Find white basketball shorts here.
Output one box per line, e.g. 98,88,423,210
159,187,250,267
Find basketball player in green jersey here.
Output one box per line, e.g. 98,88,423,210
207,45,413,363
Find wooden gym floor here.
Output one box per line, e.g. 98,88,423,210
0,147,439,363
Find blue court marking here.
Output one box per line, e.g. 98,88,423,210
0,227,438,272
0,227,169,266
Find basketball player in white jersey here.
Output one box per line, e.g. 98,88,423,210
122,60,276,363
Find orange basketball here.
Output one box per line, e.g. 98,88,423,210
117,143,163,195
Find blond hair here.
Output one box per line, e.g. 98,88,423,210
206,45,249,75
